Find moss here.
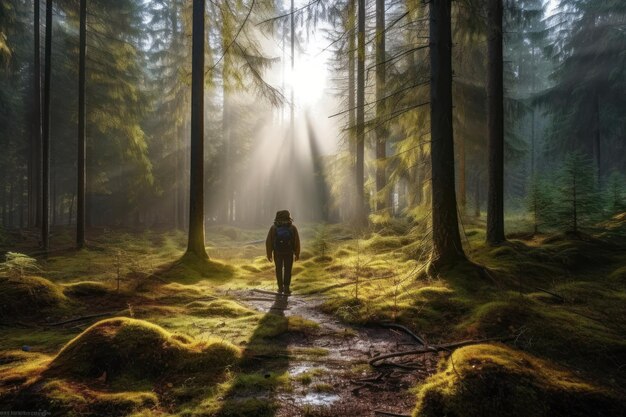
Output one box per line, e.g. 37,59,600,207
413,344,623,417
311,382,334,393
609,265,626,283
299,249,314,260
186,299,256,318
313,255,333,263
40,379,158,417
333,248,353,257
46,317,239,384
363,233,403,250
63,281,111,297
161,253,235,284
0,275,68,318
240,264,261,273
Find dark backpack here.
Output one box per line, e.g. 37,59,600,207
274,224,293,253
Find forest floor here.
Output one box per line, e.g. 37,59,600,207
0,215,625,416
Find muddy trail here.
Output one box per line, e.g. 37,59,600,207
223,288,439,417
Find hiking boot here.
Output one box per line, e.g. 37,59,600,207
284,288,291,295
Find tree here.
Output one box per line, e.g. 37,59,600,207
354,0,366,226
554,152,601,234
186,0,208,258
42,0,52,250
526,176,553,234
486,0,505,245
429,0,467,268
30,0,42,229
375,0,387,213
76,0,86,248
543,0,626,180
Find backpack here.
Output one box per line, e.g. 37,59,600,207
274,224,293,253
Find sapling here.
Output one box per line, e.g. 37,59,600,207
0,252,42,279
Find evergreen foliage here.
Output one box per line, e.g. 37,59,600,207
553,152,602,233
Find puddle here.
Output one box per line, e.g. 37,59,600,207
299,392,340,406
289,364,313,376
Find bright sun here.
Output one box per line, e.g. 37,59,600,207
285,54,327,107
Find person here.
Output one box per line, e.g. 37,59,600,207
265,210,300,295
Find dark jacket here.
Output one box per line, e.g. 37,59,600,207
266,222,301,258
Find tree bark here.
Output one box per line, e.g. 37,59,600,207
486,0,505,245
355,0,366,225
77,0,86,248
186,0,208,258
29,0,42,229
429,0,466,268
348,0,356,222
42,0,52,251
375,0,387,213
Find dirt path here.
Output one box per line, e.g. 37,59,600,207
231,289,438,417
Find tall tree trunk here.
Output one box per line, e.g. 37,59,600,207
429,0,466,268
355,0,366,225
458,131,466,214
486,0,505,245
8,182,14,228
186,0,208,258
76,0,86,248
19,173,25,228
42,0,52,251
594,93,601,183
30,0,42,228
474,173,480,217
375,0,387,213
347,0,356,222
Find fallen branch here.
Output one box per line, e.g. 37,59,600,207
374,411,411,417
252,288,284,296
380,322,427,346
243,297,277,302
534,286,565,302
369,336,513,367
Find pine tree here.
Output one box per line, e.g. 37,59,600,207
526,175,554,234
554,152,601,234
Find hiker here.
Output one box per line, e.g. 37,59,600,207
266,210,300,295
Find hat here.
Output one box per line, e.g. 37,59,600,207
274,210,293,222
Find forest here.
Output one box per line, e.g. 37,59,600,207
0,0,625,416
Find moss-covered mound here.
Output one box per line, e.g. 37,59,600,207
0,275,67,318
186,299,256,317
62,281,111,297
46,317,240,383
413,344,624,417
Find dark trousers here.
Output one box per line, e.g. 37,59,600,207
274,252,294,291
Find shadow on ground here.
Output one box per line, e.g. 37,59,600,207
216,294,290,417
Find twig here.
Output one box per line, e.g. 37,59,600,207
380,322,427,346
534,286,565,302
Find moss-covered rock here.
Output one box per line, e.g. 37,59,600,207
46,317,240,383
413,344,623,417
0,275,67,318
